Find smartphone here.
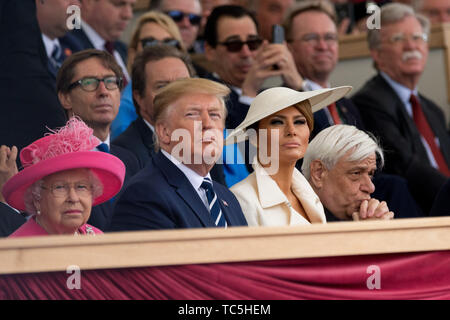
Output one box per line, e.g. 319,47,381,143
272,24,284,44
271,25,284,70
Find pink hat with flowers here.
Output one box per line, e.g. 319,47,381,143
2,117,125,211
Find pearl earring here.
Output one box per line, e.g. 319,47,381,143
36,210,41,215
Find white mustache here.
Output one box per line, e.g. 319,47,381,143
402,50,422,61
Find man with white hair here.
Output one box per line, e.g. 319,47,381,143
352,3,450,214
302,125,395,221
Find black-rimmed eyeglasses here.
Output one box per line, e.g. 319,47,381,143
217,38,263,53
68,76,122,92
165,10,202,26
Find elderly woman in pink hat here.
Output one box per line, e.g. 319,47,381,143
3,117,125,237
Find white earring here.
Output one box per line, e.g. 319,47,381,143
36,210,41,215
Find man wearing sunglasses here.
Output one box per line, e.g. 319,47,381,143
204,5,303,130
56,49,140,230
154,0,202,53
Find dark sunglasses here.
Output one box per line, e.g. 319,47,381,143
165,10,202,26
217,38,263,53
68,76,122,92
140,37,182,50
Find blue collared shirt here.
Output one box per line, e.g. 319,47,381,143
380,72,439,169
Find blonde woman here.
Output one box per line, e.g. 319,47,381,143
111,11,186,139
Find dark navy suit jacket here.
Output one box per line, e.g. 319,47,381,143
0,203,26,237
429,179,450,216
0,0,67,163
352,74,450,213
109,151,248,231
87,144,140,231
112,116,155,170
60,28,128,63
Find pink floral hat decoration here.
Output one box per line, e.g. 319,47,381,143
2,117,125,211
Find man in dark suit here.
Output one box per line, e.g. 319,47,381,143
35,0,82,79
284,1,424,218
109,78,248,231
0,0,67,162
61,0,136,84
56,49,139,230
352,3,450,214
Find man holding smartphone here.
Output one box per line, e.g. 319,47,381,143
204,5,303,129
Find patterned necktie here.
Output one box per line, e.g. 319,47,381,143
328,102,341,124
201,178,227,228
410,94,450,176
97,143,110,153
48,44,64,76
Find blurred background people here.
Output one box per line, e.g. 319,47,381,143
111,11,186,139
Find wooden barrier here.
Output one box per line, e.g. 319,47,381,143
1,217,450,275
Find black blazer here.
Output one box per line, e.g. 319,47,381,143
112,116,155,169
0,0,67,163
312,97,365,139
109,151,248,231
429,179,450,216
87,144,140,231
0,203,26,237
352,74,450,213
60,28,128,63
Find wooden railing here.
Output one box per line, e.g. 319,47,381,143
1,217,450,275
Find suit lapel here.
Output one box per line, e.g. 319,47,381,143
136,117,155,154
153,152,215,227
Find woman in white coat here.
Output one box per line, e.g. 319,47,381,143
226,86,351,226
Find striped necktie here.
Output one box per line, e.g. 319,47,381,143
201,178,227,228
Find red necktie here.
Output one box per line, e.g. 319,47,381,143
328,102,341,124
104,41,128,89
410,94,450,176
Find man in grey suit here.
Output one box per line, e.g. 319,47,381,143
352,3,450,214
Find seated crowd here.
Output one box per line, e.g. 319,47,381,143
0,0,450,237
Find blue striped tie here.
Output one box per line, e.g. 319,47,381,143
201,178,227,228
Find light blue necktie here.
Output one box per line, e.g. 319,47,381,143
201,178,227,228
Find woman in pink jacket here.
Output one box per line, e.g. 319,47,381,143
3,117,125,237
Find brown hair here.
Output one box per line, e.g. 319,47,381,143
56,49,124,94
131,45,196,115
283,0,337,42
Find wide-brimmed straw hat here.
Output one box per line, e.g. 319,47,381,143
225,86,352,145
3,117,126,211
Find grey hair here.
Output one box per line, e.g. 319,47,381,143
367,3,430,50
301,125,384,180
23,169,103,215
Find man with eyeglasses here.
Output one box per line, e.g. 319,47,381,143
283,1,424,219
56,49,140,230
61,0,136,86
352,3,450,215
414,0,450,24
204,5,303,129
153,0,203,53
